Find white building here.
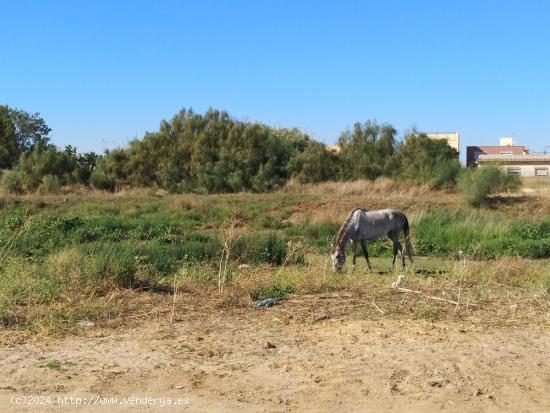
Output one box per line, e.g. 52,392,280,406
426,132,460,152
477,154,550,177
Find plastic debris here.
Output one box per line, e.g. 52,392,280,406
255,298,275,308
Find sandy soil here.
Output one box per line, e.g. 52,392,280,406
2,295,550,413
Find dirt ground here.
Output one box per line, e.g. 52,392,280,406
1,291,550,413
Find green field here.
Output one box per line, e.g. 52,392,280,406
0,182,549,333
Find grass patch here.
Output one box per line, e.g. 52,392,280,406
414,306,440,322
38,358,76,370
414,210,550,258
0,188,549,333
284,218,339,251
250,281,294,301
233,232,289,265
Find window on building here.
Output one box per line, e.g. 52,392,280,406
507,167,521,176
535,168,549,177
500,151,513,156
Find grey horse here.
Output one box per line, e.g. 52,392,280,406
330,208,413,272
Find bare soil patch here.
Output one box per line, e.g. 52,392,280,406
2,290,550,412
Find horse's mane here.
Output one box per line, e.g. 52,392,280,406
331,208,366,253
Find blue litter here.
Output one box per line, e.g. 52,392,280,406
255,298,276,308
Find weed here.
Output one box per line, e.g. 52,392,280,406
39,359,76,370
250,281,294,301
414,306,440,322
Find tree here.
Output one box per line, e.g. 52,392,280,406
287,141,339,183
9,107,51,149
94,107,305,193
0,105,51,168
90,149,129,191
273,127,310,155
393,131,460,187
0,106,18,168
4,145,86,192
337,120,397,180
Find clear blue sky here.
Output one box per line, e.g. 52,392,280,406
2,0,550,160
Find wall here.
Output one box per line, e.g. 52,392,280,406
426,132,459,152
480,163,550,177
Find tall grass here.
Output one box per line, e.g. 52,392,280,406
0,189,549,332
414,209,550,258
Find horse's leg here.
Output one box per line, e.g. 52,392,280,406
391,240,398,271
389,232,398,271
397,241,405,272
350,240,357,271
360,240,372,271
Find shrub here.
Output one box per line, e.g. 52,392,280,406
1,170,23,193
287,141,339,183
42,174,61,194
458,165,521,207
233,232,288,265
76,241,210,288
253,214,286,229
250,281,294,301
510,219,550,240
514,239,550,259
394,133,460,188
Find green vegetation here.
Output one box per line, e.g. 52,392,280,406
285,218,339,251
414,210,550,258
233,232,290,265
250,281,294,301
0,104,543,333
2,105,463,194
0,189,548,333
458,165,521,207
38,358,76,370
287,140,340,184
0,105,51,168
414,306,440,322
88,111,461,192
395,133,460,188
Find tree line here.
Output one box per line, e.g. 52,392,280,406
1,105,461,193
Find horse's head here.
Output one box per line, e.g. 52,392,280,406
330,243,345,272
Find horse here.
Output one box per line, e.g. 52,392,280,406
330,208,413,272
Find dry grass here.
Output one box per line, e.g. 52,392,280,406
284,177,434,196
284,177,550,224
112,255,550,333
205,253,550,327
1,178,549,335
285,179,460,224
3,252,547,336
522,177,550,193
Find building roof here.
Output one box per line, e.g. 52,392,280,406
477,154,550,163
467,145,527,149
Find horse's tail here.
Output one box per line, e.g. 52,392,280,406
403,215,414,263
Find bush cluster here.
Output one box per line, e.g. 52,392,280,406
457,165,521,207
2,105,464,193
